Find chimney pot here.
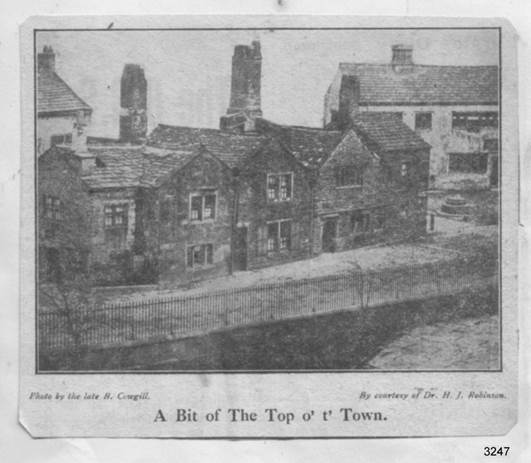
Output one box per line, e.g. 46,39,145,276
221,41,262,131
119,64,148,143
38,45,55,73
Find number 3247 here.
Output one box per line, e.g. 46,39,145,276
484,447,510,456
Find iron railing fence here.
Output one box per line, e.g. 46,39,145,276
38,258,497,352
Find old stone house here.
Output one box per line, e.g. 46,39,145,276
253,114,430,255
38,41,430,286
324,45,499,187
37,46,92,156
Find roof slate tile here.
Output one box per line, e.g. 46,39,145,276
337,64,498,105
37,70,92,114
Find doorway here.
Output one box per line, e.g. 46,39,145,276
489,157,498,188
233,226,248,271
322,218,337,253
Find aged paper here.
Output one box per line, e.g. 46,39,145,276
19,15,518,438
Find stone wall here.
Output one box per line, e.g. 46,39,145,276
240,141,314,269
143,153,235,285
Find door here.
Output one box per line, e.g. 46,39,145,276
489,157,498,188
233,226,248,271
322,219,337,253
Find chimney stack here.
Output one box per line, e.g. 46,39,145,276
119,64,148,143
38,46,55,73
391,44,414,72
220,41,262,132
333,75,360,131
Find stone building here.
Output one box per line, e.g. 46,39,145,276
324,45,499,187
253,114,430,256
37,46,92,156
38,42,430,286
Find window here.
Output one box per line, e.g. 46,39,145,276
267,219,291,252
335,166,363,187
267,173,292,202
448,153,488,173
104,204,128,248
204,194,216,219
483,138,499,153
351,210,371,234
452,112,498,132
42,195,62,220
187,244,213,268
189,192,216,221
50,133,73,146
104,204,128,227
415,112,432,130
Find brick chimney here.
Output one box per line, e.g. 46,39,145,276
220,41,262,132
391,44,414,72
332,75,360,131
119,64,147,143
38,46,55,73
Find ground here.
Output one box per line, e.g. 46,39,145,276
108,224,497,304
367,314,499,370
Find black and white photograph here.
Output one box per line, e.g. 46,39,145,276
35,27,502,373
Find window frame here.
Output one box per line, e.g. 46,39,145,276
104,204,129,229
448,152,489,174
42,194,62,221
351,210,371,235
189,191,217,222
451,112,498,132
186,243,214,269
483,138,499,153
414,112,432,131
266,218,292,252
335,165,363,188
50,133,73,146
103,203,129,249
266,172,294,203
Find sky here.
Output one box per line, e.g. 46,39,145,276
37,29,499,138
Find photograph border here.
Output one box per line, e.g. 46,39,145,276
33,25,503,375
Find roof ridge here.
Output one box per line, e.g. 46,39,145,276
283,125,342,134
153,123,266,138
339,62,498,68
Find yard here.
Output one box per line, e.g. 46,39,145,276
104,223,497,305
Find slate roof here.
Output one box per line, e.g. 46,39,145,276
327,129,375,165
253,119,345,169
37,70,92,115
149,124,267,168
279,127,345,168
351,112,431,152
80,145,196,189
335,64,498,105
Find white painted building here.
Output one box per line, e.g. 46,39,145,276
37,46,92,156
324,45,499,188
